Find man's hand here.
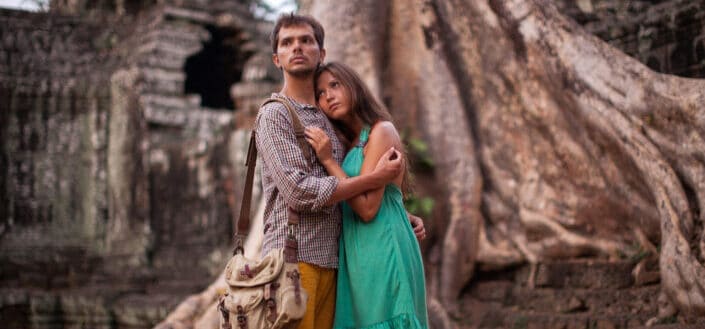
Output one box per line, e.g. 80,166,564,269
408,213,427,241
373,147,403,183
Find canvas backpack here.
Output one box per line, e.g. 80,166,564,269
218,96,311,329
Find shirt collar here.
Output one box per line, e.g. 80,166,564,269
272,93,318,111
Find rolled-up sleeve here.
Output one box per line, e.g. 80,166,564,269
255,103,338,211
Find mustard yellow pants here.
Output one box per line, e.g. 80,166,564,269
296,262,336,329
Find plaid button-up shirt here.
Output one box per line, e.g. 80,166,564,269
255,94,345,268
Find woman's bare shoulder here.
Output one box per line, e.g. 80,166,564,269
369,121,400,140
364,121,402,156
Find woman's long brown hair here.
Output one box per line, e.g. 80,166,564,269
315,62,411,195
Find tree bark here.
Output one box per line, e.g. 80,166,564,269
310,0,705,318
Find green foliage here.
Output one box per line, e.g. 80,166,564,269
408,137,435,170
630,248,651,263
642,113,655,126
400,131,434,171
400,131,436,218
512,316,528,329
93,31,118,50
404,195,435,218
618,242,652,263
657,315,677,324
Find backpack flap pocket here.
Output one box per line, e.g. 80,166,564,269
224,249,285,288
223,287,264,313
269,263,308,328
221,288,266,329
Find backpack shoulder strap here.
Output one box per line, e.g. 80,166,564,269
234,129,257,254
260,96,312,162
234,96,312,255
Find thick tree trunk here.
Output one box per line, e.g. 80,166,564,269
157,0,705,327
311,0,705,319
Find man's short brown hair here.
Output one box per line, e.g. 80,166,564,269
271,13,325,54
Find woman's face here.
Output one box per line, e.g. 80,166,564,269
316,70,352,121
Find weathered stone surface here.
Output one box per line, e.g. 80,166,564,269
459,261,705,328
1,2,276,328
556,0,705,78
107,67,151,266
521,260,636,289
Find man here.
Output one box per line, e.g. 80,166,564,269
255,13,425,329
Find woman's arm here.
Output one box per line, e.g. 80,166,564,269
347,122,404,221
305,127,403,208
306,122,404,221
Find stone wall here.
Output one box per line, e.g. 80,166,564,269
557,0,705,78
0,7,117,257
0,3,277,328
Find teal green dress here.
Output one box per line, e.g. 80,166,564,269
333,126,428,329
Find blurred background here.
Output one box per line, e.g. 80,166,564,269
2,0,705,328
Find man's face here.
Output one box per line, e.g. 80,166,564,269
273,24,325,77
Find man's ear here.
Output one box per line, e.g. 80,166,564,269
272,53,280,69
319,48,326,64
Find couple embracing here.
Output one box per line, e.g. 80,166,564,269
256,13,429,329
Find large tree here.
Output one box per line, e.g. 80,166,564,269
157,0,705,327
312,0,705,318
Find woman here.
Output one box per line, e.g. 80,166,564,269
304,62,428,329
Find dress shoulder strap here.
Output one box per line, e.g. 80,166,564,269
356,125,371,148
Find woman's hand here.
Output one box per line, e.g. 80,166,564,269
305,127,333,164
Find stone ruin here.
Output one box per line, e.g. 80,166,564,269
1,1,278,328
558,0,705,78
2,0,705,328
